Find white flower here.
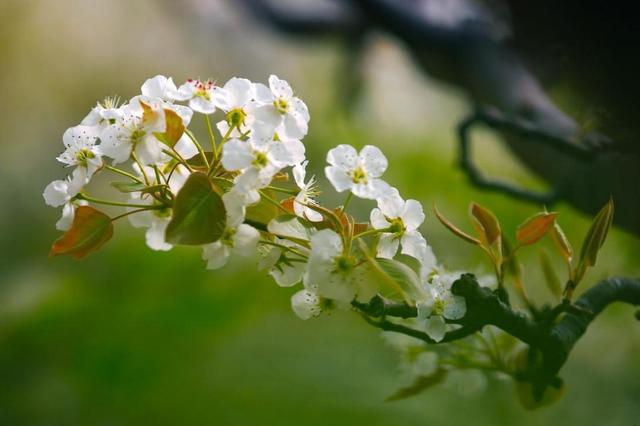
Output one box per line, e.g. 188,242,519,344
260,238,308,287
128,193,173,251
141,75,178,101
57,125,103,184
169,79,220,114
325,144,390,199
81,96,124,130
251,74,310,140
290,288,334,320
42,177,87,231
303,229,377,304
292,161,322,222
98,100,164,165
221,136,292,189
370,190,428,261
214,77,254,136
99,98,194,165
201,192,259,269
416,273,467,342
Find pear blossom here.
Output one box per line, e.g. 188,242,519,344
221,135,292,187
201,193,259,269
303,229,377,304
251,74,310,140
325,144,390,199
81,96,124,129
99,98,194,165
57,125,103,184
417,273,467,342
370,190,428,261
42,177,87,231
260,238,309,287
169,79,220,114
214,77,254,136
290,288,336,320
141,75,178,101
292,161,322,222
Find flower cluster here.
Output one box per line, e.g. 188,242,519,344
44,74,466,343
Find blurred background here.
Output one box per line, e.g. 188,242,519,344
0,0,638,424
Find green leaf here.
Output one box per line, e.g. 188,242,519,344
165,172,226,245
550,222,573,265
267,215,314,242
579,198,614,267
516,212,558,247
50,206,113,259
386,369,447,401
375,258,421,300
153,108,185,148
187,151,215,169
247,188,281,225
434,205,481,245
539,249,562,299
469,202,501,246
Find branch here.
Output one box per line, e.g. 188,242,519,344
356,274,640,400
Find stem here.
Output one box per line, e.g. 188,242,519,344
110,207,155,222
131,152,150,185
341,192,353,213
105,165,144,184
266,185,298,195
186,129,210,169
259,239,308,258
259,190,289,214
204,115,218,163
76,193,167,209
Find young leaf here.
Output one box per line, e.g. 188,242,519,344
469,202,501,245
267,215,314,242
578,198,614,267
539,249,562,299
246,188,281,225
516,212,558,247
550,222,573,265
153,108,186,148
386,369,447,402
165,172,226,245
434,205,481,245
376,258,422,300
50,206,113,259
187,152,215,169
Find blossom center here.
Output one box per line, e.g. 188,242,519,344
75,148,95,167
273,97,289,114
226,108,246,129
131,128,146,146
433,298,445,315
252,151,269,168
221,227,237,247
334,254,356,274
349,167,367,184
387,217,406,235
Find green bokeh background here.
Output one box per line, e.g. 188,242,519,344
1,1,638,424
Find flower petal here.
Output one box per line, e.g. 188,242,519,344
360,145,388,177
325,166,353,193
221,139,254,171
377,233,400,259
402,199,425,230
326,144,358,170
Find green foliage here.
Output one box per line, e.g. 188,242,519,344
165,172,226,245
